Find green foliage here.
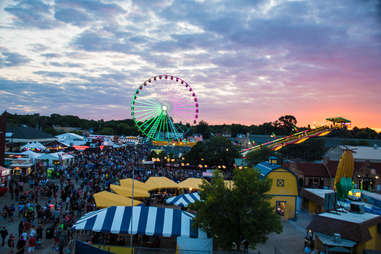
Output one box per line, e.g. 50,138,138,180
192,169,282,250
279,138,326,161
184,136,240,168
246,147,275,166
193,120,211,139
336,177,353,201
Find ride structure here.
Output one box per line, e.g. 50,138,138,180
241,117,351,157
131,75,198,143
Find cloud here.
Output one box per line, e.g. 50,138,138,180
1,0,381,128
4,0,56,29
0,48,30,68
54,0,125,27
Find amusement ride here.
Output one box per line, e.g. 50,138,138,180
131,75,198,145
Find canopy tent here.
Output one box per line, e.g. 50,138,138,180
56,133,86,146
110,184,150,198
119,178,148,191
93,191,142,208
144,177,179,191
178,178,204,190
21,150,41,161
166,193,201,208
72,206,199,238
21,142,46,151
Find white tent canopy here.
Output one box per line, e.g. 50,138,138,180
37,152,75,167
21,142,46,151
56,133,87,146
21,150,41,162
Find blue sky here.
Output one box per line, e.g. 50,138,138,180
0,0,381,129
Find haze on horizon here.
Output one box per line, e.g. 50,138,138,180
0,0,380,130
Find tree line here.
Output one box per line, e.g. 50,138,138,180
3,112,381,140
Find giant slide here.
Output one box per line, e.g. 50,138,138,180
241,126,332,157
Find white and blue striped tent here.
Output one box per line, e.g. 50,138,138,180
72,206,199,238
165,192,201,208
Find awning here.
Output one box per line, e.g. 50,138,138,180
110,184,150,198
178,178,204,190
144,177,179,191
93,191,142,208
119,178,148,191
166,193,201,207
72,206,199,238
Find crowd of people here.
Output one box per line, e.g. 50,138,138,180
0,144,209,253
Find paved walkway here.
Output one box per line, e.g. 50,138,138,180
253,211,313,254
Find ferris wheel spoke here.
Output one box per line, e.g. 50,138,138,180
148,112,165,139
134,110,159,121
167,113,180,141
141,116,159,134
136,112,160,129
133,107,160,114
134,98,160,107
134,101,160,108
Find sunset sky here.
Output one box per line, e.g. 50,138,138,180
0,0,380,130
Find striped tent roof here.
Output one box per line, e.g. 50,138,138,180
72,206,198,238
166,193,201,207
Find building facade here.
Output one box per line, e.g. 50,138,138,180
255,159,299,220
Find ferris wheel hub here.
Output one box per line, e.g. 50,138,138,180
161,105,168,111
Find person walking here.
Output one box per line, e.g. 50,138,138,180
27,235,36,253
8,233,15,249
0,226,8,246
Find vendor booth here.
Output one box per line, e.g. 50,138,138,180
178,178,204,190
110,184,150,198
144,176,179,191
93,191,142,208
119,178,148,190
37,152,74,168
21,141,46,151
72,206,212,253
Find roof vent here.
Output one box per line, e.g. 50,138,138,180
333,233,341,242
350,202,364,214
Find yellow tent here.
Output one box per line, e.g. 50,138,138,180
334,150,354,188
224,180,234,190
119,178,148,191
110,184,150,198
144,176,179,191
93,191,142,208
178,178,204,190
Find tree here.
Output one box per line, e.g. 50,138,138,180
194,120,211,139
184,136,240,168
192,169,282,250
246,147,274,167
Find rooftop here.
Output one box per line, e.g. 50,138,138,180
304,188,334,199
6,126,54,140
319,210,379,224
315,232,357,248
255,161,281,177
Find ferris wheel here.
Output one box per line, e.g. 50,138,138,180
131,75,199,141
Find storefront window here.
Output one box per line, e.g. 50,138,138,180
276,201,286,216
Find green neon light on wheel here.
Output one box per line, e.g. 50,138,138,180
131,75,199,141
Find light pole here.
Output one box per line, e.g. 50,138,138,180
130,148,136,253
